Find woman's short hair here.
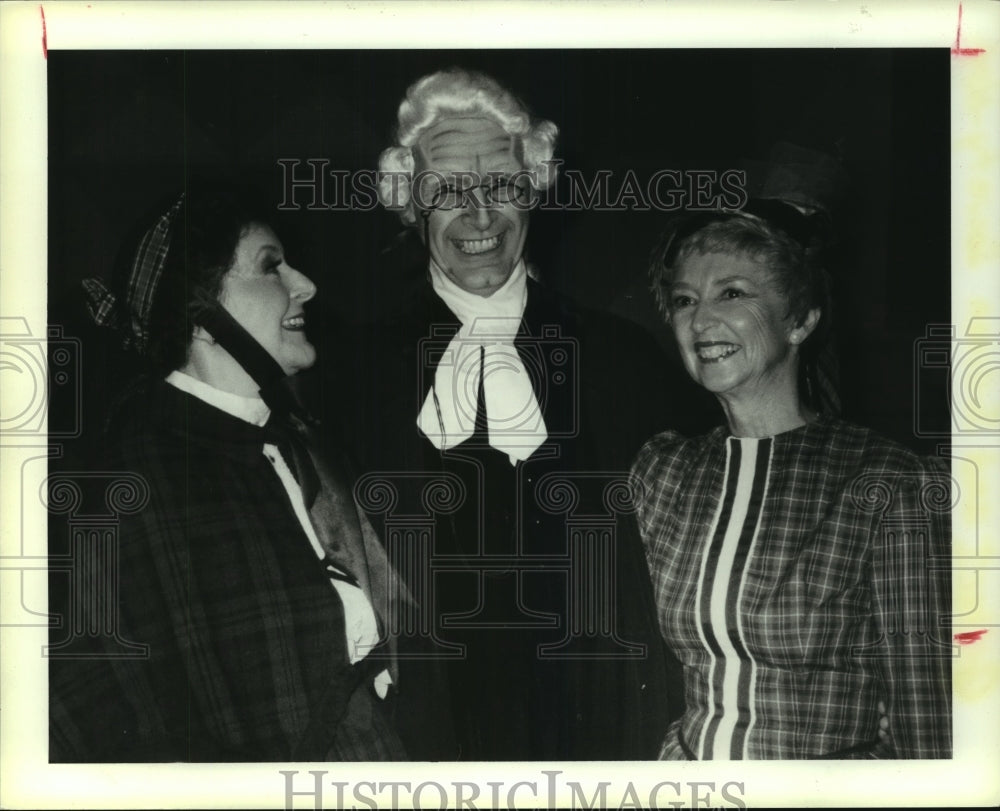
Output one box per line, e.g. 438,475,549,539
649,208,827,332
144,187,271,372
377,68,559,224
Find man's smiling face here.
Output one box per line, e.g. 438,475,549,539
412,117,529,297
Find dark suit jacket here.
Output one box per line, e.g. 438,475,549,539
333,274,712,760
49,379,403,762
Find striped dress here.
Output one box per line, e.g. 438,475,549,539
631,417,952,759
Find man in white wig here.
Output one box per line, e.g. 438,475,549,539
348,68,704,760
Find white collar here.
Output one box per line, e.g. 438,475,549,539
428,258,528,326
165,370,271,427
418,257,546,463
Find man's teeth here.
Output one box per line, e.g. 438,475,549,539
454,235,501,255
282,315,306,330
696,343,739,361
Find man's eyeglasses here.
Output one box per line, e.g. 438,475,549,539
421,176,532,212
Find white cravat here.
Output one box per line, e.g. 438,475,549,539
165,370,391,698
417,259,548,465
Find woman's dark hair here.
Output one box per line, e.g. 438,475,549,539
143,185,273,373
648,205,834,411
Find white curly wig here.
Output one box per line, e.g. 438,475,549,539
378,68,559,225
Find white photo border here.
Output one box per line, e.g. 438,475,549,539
1,1,998,808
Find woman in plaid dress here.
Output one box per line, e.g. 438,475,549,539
51,188,406,761
633,209,951,759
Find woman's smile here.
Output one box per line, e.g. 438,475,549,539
281,312,307,331
669,251,797,401
694,341,741,362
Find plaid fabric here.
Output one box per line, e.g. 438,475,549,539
50,379,405,761
631,416,952,759
81,194,184,351
81,277,119,330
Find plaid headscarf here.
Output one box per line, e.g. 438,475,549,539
82,194,185,353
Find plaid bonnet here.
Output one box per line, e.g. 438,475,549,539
82,194,185,353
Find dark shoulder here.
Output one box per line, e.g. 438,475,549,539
797,418,950,513
102,377,175,454
92,380,194,525
524,281,676,390
526,281,659,348
815,417,945,475
811,421,953,554
632,427,721,483
630,428,725,518
102,378,221,469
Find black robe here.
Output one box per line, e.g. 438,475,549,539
332,273,714,760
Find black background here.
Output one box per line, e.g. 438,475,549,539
47,49,950,456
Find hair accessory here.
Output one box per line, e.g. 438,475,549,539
82,193,185,352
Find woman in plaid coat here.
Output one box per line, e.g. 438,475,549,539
634,209,952,759
51,188,406,761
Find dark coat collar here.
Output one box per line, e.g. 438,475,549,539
110,376,270,465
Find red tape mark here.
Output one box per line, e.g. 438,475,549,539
955,629,988,645
40,5,47,60
952,2,986,56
